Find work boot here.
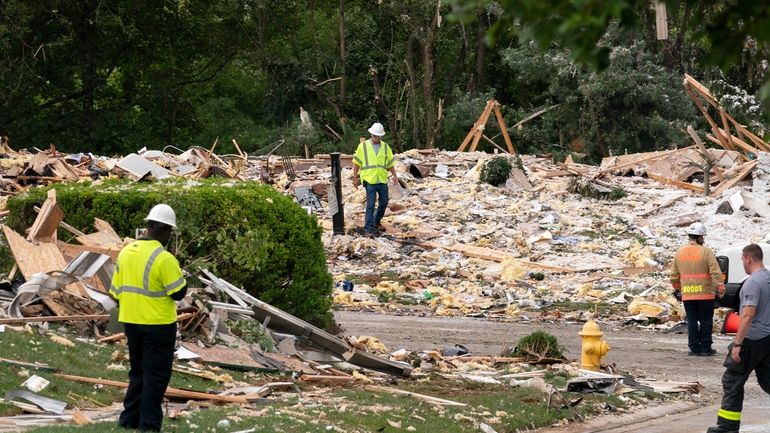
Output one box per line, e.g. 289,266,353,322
702,348,717,356
376,223,386,233
706,426,738,433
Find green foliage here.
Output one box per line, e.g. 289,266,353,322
227,319,275,351
501,40,696,160
509,331,566,360
480,156,513,186
6,179,333,327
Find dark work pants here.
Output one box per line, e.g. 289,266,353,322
683,299,714,354
714,334,770,431
364,182,389,233
119,323,176,432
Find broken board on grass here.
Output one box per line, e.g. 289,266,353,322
179,342,275,371
201,270,413,377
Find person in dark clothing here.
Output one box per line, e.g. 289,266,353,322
110,204,187,432
707,244,770,433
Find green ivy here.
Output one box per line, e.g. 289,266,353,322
6,179,333,327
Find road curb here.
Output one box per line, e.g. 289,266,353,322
535,400,709,433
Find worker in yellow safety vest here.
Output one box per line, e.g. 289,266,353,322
352,122,398,237
670,222,725,357
110,204,186,432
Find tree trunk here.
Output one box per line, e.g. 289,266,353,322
338,0,346,109
467,10,489,96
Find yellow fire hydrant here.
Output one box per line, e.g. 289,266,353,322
579,319,610,371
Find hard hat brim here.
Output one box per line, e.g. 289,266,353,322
368,127,385,137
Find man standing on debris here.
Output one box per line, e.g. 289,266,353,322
670,222,724,356
352,122,398,237
707,243,770,433
110,204,187,432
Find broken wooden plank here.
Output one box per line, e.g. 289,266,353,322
0,314,109,325
299,374,355,383
27,189,64,243
75,218,123,247
3,225,68,278
180,342,271,371
54,373,248,404
366,385,467,407
710,160,758,197
646,173,705,193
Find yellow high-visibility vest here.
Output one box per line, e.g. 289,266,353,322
110,239,186,325
353,140,394,184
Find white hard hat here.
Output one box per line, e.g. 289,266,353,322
367,122,386,137
145,204,177,229
686,222,706,236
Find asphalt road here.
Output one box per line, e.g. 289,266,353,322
336,310,770,432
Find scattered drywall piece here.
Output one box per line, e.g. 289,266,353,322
116,153,172,180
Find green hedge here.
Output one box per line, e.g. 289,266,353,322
6,179,333,327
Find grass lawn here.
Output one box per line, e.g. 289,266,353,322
0,325,655,433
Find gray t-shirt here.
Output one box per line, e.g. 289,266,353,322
741,268,770,340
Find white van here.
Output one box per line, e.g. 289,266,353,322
715,243,770,309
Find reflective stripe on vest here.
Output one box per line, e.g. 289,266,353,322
355,140,393,184
110,247,182,298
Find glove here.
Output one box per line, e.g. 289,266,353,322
673,290,682,302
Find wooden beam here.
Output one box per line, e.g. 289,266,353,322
710,160,757,197
492,102,516,153
469,102,494,152
718,109,735,151
597,147,693,176
0,314,109,324
299,374,356,383
54,373,248,404
481,134,511,154
712,130,761,157
27,189,64,243
459,100,494,152
684,85,729,150
647,173,705,193
366,385,467,407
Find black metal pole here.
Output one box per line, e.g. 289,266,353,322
330,152,345,235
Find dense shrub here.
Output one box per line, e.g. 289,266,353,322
508,331,566,361
6,179,333,327
480,156,513,186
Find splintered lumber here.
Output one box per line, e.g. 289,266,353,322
0,314,109,324
75,218,122,247
27,189,64,243
444,356,525,363
710,160,757,197
300,374,355,383
54,374,248,404
366,385,467,407
646,173,705,193
180,342,271,371
3,225,68,278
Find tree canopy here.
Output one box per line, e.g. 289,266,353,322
0,1,767,161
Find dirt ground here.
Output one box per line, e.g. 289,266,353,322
335,310,768,404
